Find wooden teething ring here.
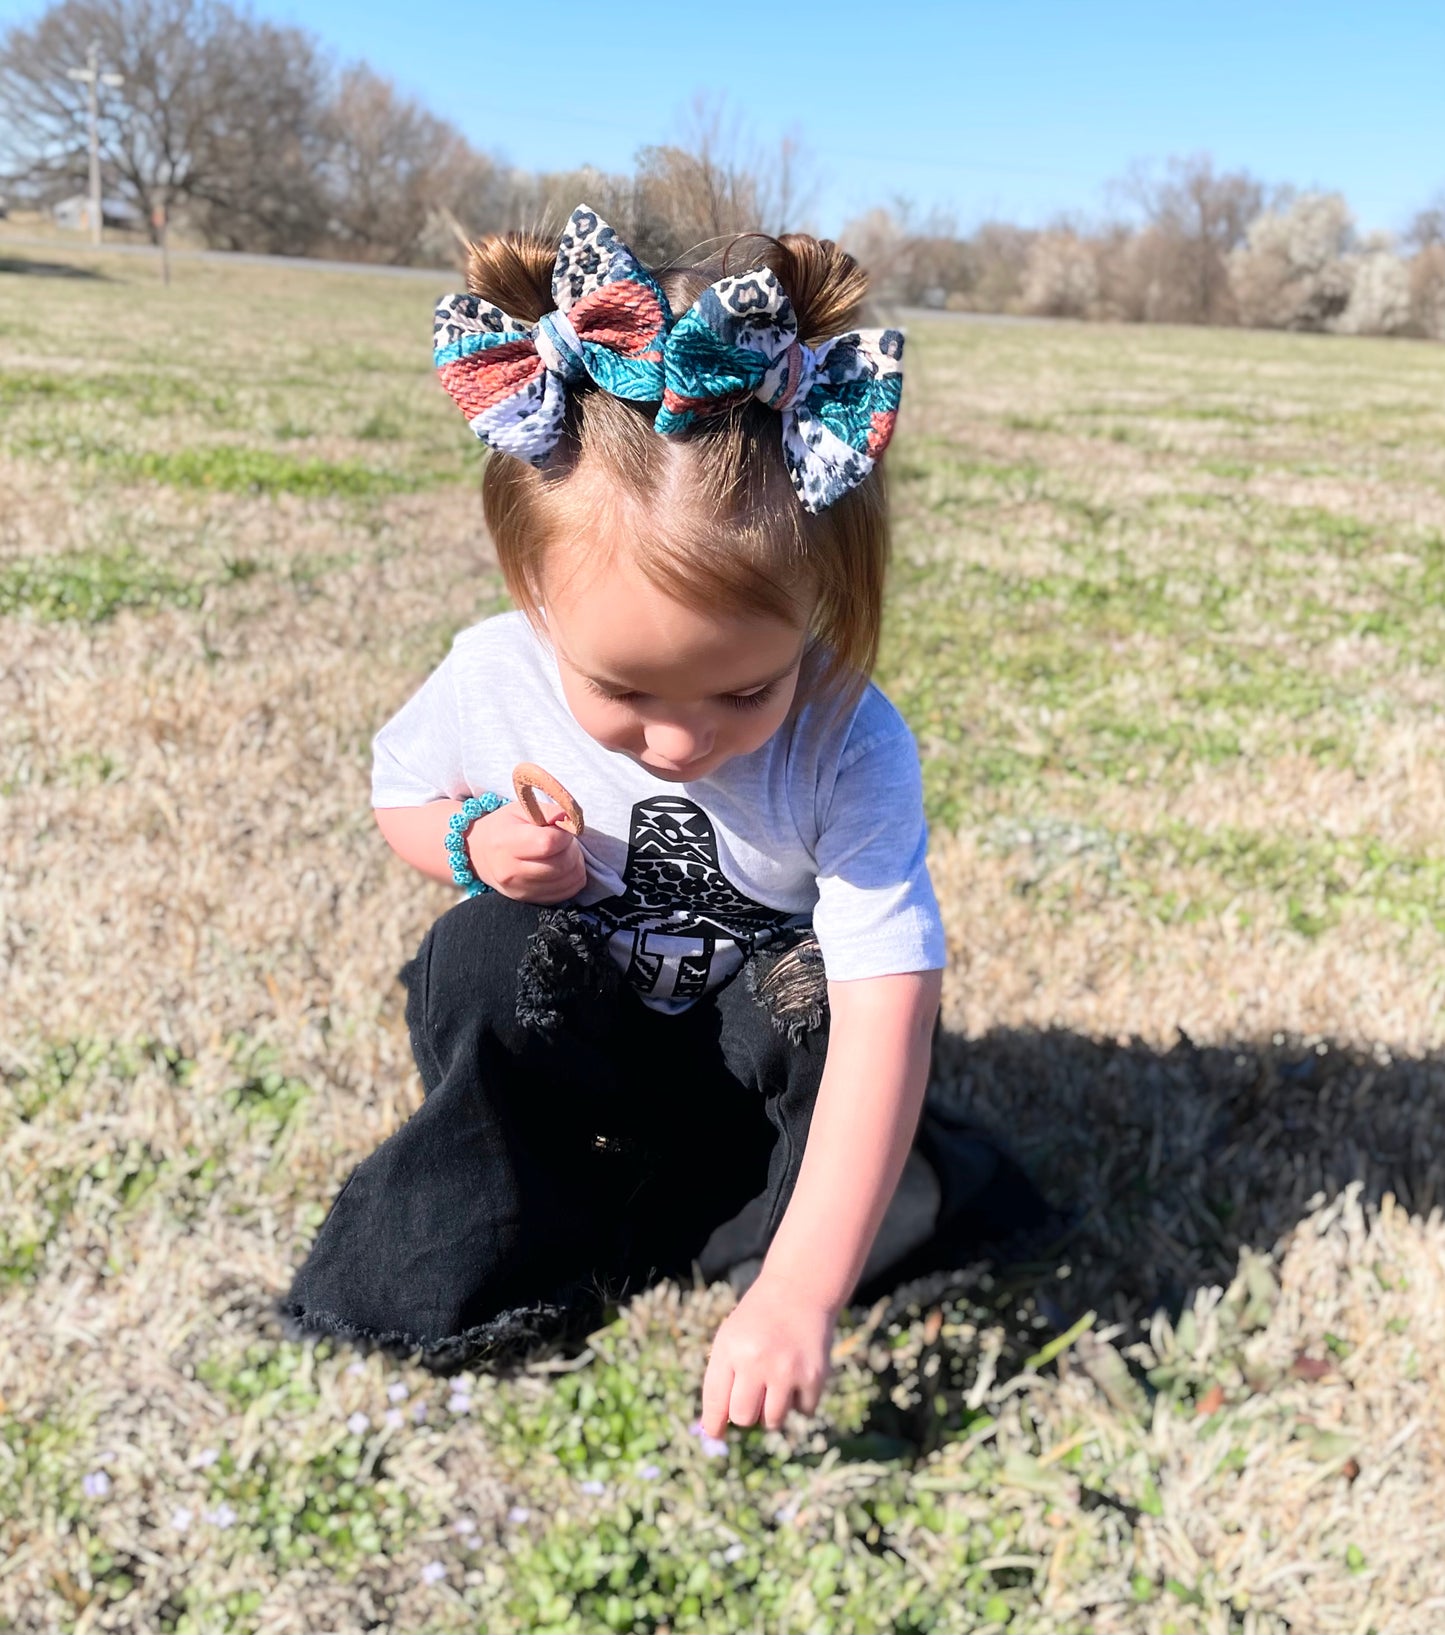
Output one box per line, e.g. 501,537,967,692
511,762,585,837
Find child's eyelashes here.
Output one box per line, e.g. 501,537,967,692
724,684,776,711
583,678,777,711
582,677,637,705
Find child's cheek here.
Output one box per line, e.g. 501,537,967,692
575,695,636,752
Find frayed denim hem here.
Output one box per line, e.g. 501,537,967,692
274,1293,600,1376
515,906,621,1034
742,931,828,1044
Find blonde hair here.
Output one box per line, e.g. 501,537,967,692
468,228,891,708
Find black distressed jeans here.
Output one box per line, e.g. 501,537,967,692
280,891,831,1370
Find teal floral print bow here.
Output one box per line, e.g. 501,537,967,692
653,267,904,512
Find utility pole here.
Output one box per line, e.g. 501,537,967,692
67,43,124,246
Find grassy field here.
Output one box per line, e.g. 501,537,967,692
4,238,1445,1633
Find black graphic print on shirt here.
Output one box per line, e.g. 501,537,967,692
583,796,798,1005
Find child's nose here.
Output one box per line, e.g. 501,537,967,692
644,720,715,767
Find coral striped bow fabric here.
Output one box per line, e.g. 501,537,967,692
654,268,904,512
433,206,672,465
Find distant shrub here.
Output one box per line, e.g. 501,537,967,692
965,221,1034,312
1337,242,1412,336
1230,192,1356,331
1020,232,1099,318
839,205,1011,309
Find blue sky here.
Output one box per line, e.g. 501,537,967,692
5,0,1441,237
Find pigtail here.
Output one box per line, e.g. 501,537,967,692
765,235,871,345
466,230,556,323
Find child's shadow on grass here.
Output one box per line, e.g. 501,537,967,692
0,256,108,279
936,1024,1441,1321
839,1023,1442,1459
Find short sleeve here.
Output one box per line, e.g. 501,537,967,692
811,724,947,981
370,647,469,808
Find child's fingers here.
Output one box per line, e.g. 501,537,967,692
726,1373,766,1430
510,819,576,860
762,1382,795,1432
700,1355,735,1440
513,848,586,886
526,857,588,904
796,1372,827,1417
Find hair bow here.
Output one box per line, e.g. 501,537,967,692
653,268,904,512
433,206,672,465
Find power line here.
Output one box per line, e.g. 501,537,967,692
66,41,124,246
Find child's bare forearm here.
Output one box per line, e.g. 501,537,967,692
761,969,943,1311
375,799,585,903
374,801,485,886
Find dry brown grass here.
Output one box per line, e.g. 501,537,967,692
4,240,1445,1632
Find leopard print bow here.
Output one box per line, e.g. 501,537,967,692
653,267,904,512
434,206,672,465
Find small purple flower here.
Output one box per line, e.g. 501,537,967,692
347,1360,366,1377
420,1560,446,1585
412,1401,429,1423
507,1505,531,1524
195,1447,220,1468
384,1408,405,1430
82,1471,111,1498
387,1382,409,1403
638,1463,661,1480
347,1411,370,1436
688,1421,729,1459
775,1499,800,1525
171,1507,193,1533
452,1515,478,1536
723,1542,747,1564
447,1392,472,1415
205,1503,237,1529
579,1478,605,1496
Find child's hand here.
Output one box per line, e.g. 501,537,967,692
470,804,587,904
700,1271,837,1437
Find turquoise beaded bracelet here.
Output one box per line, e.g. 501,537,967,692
444,793,510,896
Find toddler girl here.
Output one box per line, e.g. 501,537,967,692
281,208,1050,1433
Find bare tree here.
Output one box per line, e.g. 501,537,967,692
177,5,332,254
488,164,652,258
1405,191,1445,251
1116,153,1268,323
839,206,909,301
755,127,818,237
320,66,500,264
0,0,331,252
1409,245,1445,339
631,97,760,261
841,201,1025,311
624,94,821,262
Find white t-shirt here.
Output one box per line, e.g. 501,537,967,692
372,610,946,1013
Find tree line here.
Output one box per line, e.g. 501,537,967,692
0,0,814,266
2,0,1442,340
856,161,1445,339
